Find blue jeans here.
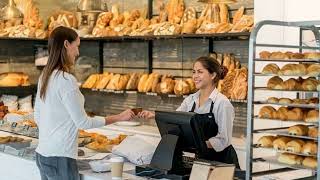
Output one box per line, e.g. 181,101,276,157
36,153,80,180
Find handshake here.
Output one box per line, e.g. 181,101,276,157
105,108,155,124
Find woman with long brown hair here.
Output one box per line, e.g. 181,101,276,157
34,26,135,180
139,56,240,168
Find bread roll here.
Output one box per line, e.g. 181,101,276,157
304,52,320,59
276,107,289,120
259,51,271,59
273,136,291,150
302,141,317,155
283,78,301,90
301,77,318,91
279,64,307,76
143,73,157,92
308,97,319,105
278,98,293,104
185,78,196,93
270,51,290,59
305,110,319,122
259,106,277,119
287,107,304,121
137,74,149,92
303,157,317,168
126,73,140,90
267,97,279,103
160,78,175,94
290,52,304,59
267,76,283,90
257,136,276,148
262,63,280,75
307,64,320,77
278,153,303,165
286,139,305,153
82,74,99,89
288,124,309,136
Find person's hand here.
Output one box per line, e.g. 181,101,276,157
206,140,213,149
117,109,135,121
137,110,155,119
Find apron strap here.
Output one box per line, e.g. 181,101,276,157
209,101,214,113
190,102,196,112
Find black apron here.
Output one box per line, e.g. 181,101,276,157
190,101,240,169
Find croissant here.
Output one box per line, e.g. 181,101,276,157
301,77,319,91
307,64,320,77
267,76,283,90
259,106,277,119
262,63,280,75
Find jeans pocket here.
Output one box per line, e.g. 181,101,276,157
39,155,58,177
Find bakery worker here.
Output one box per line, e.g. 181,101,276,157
138,56,240,168
34,26,135,180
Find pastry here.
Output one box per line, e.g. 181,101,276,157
290,52,304,59
304,52,320,59
282,78,301,90
96,73,113,89
286,107,304,121
277,107,289,120
288,124,309,136
307,64,320,77
0,72,29,87
185,78,196,93
143,73,157,92
137,74,149,92
259,51,271,59
286,139,305,153
305,110,319,122
278,98,293,104
82,74,99,89
262,63,280,74
303,157,317,168
267,76,283,90
278,153,303,165
257,136,276,148
174,80,191,96
267,97,279,103
270,51,290,59
182,19,197,34
279,64,307,76
117,74,130,90
301,77,318,91
302,141,317,155
308,97,319,105
292,98,308,105
151,74,162,93
259,106,277,119
273,137,292,150
160,78,175,94
126,73,141,90
230,15,253,32
232,6,244,24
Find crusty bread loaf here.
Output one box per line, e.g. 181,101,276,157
301,77,318,91
96,73,113,89
259,51,271,59
304,52,320,59
143,73,157,92
160,78,175,94
305,110,319,122
288,124,309,136
259,106,277,119
82,74,99,89
137,74,149,92
267,97,279,103
286,107,304,121
282,78,301,90
278,98,293,104
262,63,280,75
302,157,317,168
185,78,196,93
277,107,289,120
302,141,317,155
151,74,162,93
267,76,283,90
126,73,141,90
106,74,121,90
270,51,290,59
285,139,305,153
117,74,130,90
273,137,292,150
307,64,320,77
257,136,276,148
278,153,303,165
219,4,229,23
232,6,244,24
279,64,307,76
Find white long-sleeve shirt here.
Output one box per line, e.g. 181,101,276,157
176,88,234,152
34,70,105,159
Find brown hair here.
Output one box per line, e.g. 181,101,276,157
194,56,228,84
40,26,78,100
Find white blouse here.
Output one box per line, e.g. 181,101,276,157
176,88,234,152
34,70,105,159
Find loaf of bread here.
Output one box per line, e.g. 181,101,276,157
174,80,190,96
267,76,283,90
304,52,320,59
151,74,162,93
261,63,280,75
303,157,317,168
288,124,309,136
308,127,318,138
137,74,149,92
182,19,197,34
286,139,305,153
305,110,319,122
278,153,303,165
257,136,276,148
307,64,320,77
279,64,307,76
286,107,304,121
106,74,121,90
301,77,318,91
96,73,113,89
308,97,319,105
230,68,248,100
267,97,279,103
219,4,229,23
117,74,130,90
278,98,293,104
273,136,292,150
185,78,196,93
160,78,175,94
143,73,157,92
126,73,140,90
270,51,290,59
259,106,277,119
82,74,99,89
259,51,271,59
277,107,289,120
0,72,30,87
232,6,244,24
302,141,317,155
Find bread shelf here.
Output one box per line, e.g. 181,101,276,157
253,73,320,78
253,128,318,141
254,87,319,93
257,156,316,171
254,116,318,125
254,58,320,62
254,102,319,109
253,144,317,158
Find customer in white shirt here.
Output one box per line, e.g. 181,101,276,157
138,56,240,168
34,26,135,180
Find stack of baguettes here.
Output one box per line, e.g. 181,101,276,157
0,72,30,87
81,72,197,96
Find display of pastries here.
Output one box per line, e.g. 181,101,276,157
266,76,320,91
0,136,25,144
259,51,320,60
